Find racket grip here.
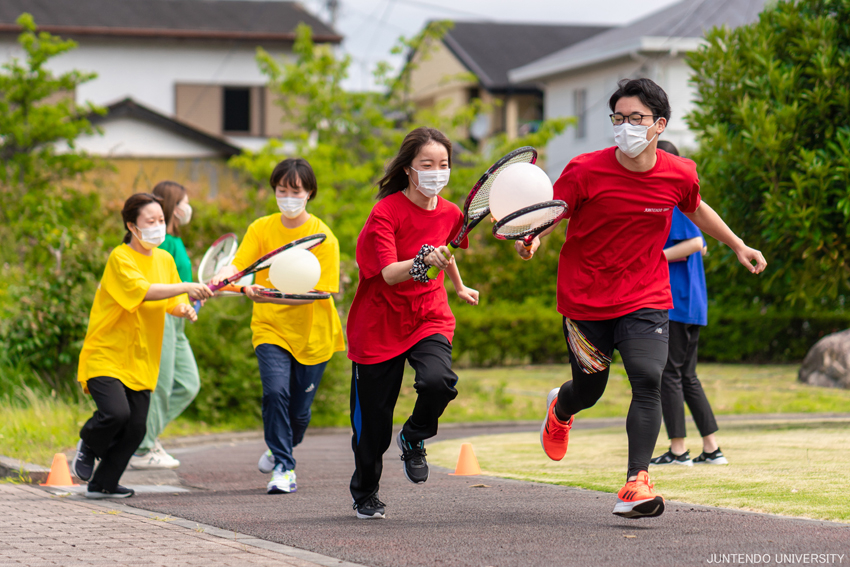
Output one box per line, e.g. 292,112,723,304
425,248,452,280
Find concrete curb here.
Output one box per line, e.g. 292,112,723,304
0,455,49,484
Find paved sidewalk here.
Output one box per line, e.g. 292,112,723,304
0,484,360,567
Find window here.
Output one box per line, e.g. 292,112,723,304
223,87,251,133
574,89,587,140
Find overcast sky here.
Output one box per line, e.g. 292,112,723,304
291,0,682,90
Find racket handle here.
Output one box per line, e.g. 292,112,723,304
521,240,534,261
425,247,453,280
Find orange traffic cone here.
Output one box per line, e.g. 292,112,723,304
448,443,481,476
40,453,79,487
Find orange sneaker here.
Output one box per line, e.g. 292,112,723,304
613,471,665,519
539,388,574,461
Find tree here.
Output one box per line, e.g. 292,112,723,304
0,14,108,393
686,0,850,309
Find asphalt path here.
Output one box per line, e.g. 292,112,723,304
118,420,850,567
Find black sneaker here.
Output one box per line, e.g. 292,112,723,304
84,484,135,499
354,494,386,519
397,431,429,484
72,439,96,481
650,448,693,466
693,448,728,465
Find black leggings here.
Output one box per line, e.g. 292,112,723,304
80,376,150,491
556,313,668,478
660,321,718,439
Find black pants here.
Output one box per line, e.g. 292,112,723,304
660,321,718,440
80,376,151,491
557,310,669,478
349,334,458,505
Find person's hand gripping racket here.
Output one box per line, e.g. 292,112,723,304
493,200,569,260
171,282,214,322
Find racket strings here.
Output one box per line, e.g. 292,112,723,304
468,150,537,219
493,204,566,238
565,319,612,374
199,237,238,284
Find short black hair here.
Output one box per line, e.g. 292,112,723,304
609,78,671,123
656,140,679,156
270,158,318,199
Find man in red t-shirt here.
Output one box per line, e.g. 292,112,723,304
520,78,766,519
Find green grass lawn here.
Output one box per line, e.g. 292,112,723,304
427,418,850,523
0,388,253,469
3,363,850,469
394,363,850,424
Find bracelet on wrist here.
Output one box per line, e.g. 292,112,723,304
409,244,436,283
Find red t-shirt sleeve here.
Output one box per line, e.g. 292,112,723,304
553,158,585,218
449,209,469,249
677,158,702,214
356,209,398,280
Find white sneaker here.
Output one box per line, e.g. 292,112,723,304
267,465,296,494
258,449,275,473
129,440,180,470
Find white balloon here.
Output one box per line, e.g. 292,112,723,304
269,248,321,294
488,162,554,223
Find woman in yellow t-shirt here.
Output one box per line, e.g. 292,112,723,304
212,158,345,495
73,193,213,499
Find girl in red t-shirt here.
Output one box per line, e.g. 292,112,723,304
347,127,479,519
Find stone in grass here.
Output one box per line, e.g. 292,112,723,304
798,328,850,389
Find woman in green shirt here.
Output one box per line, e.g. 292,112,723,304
129,181,200,470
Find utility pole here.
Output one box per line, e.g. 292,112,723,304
326,0,339,28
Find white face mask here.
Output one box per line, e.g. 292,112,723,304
176,202,192,225
613,118,659,159
132,224,166,250
410,167,450,198
277,196,307,219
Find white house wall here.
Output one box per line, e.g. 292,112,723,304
541,54,698,179
65,116,225,158
0,37,289,116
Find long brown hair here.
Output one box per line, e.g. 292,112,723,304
152,181,187,236
121,193,163,244
376,127,452,200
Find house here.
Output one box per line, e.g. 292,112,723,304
508,0,767,177
0,0,341,151
406,21,610,142
62,97,247,200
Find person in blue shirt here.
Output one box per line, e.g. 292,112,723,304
650,141,728,467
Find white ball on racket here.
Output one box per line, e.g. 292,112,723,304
489,162,554,224
269,249,321,295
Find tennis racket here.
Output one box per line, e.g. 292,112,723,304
198,233,238,285
208,233,327,292
425,146,538,279
193,233,239,311
217,284,331,300
492,200,568,258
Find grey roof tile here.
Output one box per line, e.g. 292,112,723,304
511,0,767,81
442,21,611,90
0,0,340,41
